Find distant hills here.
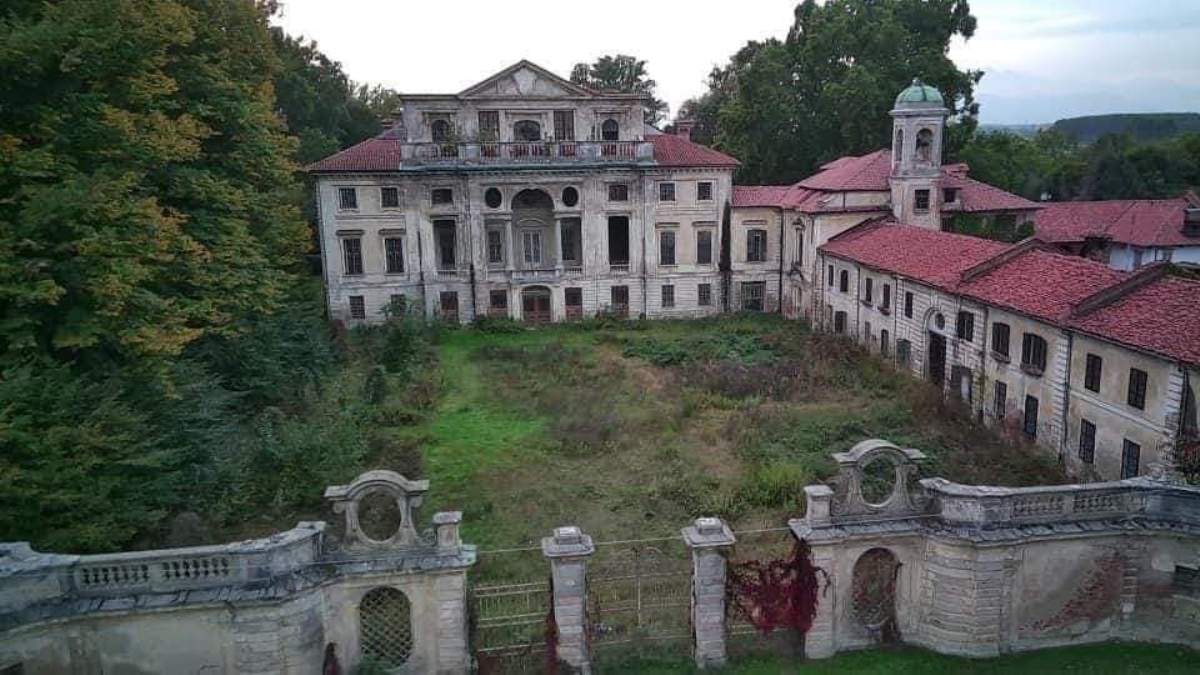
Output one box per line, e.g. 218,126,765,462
1051,113,1200,143
981,113,1200,143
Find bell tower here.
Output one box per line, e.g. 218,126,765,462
890,78,948,229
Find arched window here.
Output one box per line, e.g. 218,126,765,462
360,587,412,666
601,118,619,141
839,270,849,293
893,129,903,160
916,128,933,162
431,119,451,143
513,120,541,142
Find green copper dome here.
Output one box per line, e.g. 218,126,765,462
895,78,944,108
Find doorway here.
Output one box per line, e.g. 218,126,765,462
927,332,946,386
521,286,551,325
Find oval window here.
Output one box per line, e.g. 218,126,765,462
485,187,502,209
561,187,579,208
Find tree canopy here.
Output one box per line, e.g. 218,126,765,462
570,54,668,125
681,0,980,184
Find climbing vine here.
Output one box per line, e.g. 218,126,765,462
726,540,826,636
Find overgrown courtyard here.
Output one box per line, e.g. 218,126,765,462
211,313,1065,560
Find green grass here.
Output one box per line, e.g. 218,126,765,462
599,642,1199,674
366,315,1066,575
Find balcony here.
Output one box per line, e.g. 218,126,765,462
400,140,654,168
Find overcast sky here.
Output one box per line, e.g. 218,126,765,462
272,0,1200,125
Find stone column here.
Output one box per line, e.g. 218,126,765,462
554,218,564,274
681,517,736,668
505,219,515,274
542,526,595,673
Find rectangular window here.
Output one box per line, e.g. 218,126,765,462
342,237,364,275
661,284,675,309
561,226,577,263
956,311,975,342
1127,368,1148,409
608,183,629,202
864,321,872,345
897,339,911,367
698,283,712,306
1023,395,1039,437
478,111,500,139
553,110,575,141
348,295,365,319
697,230,713,265
489,290,508,310
915,189,930,212
904,291,914,318
827,265,834,287
1121,439,1141,478
487,230,504,265
1085,354,1103,393
440,291,459,320
697,181,713,201
994,381,1007,420
742,281,766,311
659,182,676,201
384,237,404,274
434,220,456,270
863,278,874,304
1079,419,1097,463
796,229,804,270
834,311,847,334
522,230,542,265
380,186,400,209
747,229,767,262
388,294,407,315
882,284,891,311
880,329,890,357
432,188,453,205
992,322,1010,358
1021,333,1047,374
660,230,676,266
611,285,629,315
943,187,957,204
338,187,358,210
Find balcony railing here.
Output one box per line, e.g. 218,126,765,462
401,140,654,166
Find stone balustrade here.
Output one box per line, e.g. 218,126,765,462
921,476,1199,527
400,140,654,167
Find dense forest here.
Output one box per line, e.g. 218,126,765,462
1,0,1196,555
0,0,394,552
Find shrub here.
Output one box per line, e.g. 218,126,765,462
365,365,389,404
473,316,524,333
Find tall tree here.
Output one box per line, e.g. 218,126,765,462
571,54,668,125
702,0,981,184
0,0,317,551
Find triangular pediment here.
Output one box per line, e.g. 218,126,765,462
458,60,593,99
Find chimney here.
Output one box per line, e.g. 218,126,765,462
675,119,697,141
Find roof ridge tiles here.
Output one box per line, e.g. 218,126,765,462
1069,262,1169,320
958,238,1049,284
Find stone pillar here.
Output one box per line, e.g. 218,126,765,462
434,511,462,553
504,219,515,274
554,218,564,274
542,526,595,673
681,517,736,668
804,541,838,659
804,485,834,527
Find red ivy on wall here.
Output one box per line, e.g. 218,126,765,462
726,540,825,635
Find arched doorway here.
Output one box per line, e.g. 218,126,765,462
522,286,552,325
851,548,901,641
512,189,554,270
926,311,947,386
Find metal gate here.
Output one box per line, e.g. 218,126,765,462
586,541,691,659
469,547,552,674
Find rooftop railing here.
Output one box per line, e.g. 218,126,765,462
400,140,653,166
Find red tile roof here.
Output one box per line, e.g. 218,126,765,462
798,150,893,191
732,186,793,208
821,220,1200,365
942,173,1040,213
306,137,401,173
959,249,1127,323
646,134,740,168
822,220,1008,290
1069,273,1200,364
1034,197,1199,247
